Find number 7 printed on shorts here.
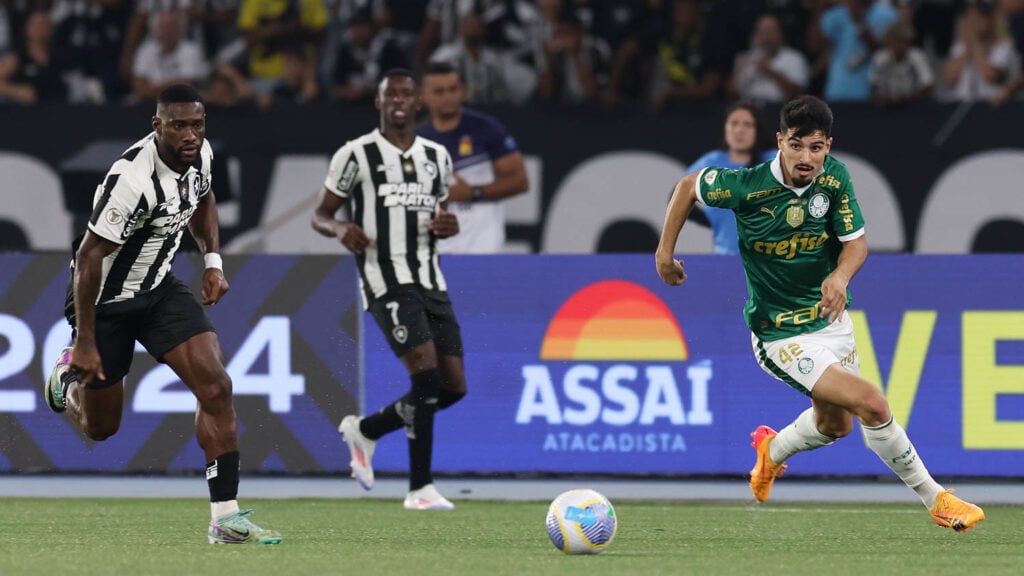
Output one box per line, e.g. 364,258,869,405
386,301,408,344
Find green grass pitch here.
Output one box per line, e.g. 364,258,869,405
2,498,1021,576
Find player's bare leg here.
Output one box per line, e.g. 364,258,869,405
164,331,281,544
65,379,124,441
46,346,124,440
813,364,984,532
438,354,467,410
348,340,452,509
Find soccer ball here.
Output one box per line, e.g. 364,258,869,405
545,489,618,555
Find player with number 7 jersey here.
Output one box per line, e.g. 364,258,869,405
656,95,984,533
312,69,468,511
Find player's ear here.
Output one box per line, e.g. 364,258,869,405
152,115,161,134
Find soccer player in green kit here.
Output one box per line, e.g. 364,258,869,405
656,95,985,533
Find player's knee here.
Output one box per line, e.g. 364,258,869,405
438,387,466,410
195,371,233,412
858,391,891,428
83,420,119,441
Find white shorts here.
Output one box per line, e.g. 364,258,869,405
751,313,860,396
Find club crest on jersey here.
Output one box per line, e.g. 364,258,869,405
808,192,829,218
105,208,123,225
392,325,408,344
703,169,718,185
458,135,473,156
786,205,804,228
421,161,437,178
193,172,210,196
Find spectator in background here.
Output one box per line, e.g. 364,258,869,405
375,0,430,64
536,0,606,104
132,9,208,101
236,0,327,94
195,0,246,64
907,0,958,59
567,0,651,110
943,0,1020,101
809,0,898,101
729,13,809,103
649,0,727,113
870,21,934,106
417,0,473,72
430,11,519,105
418,61,529,253
259,44,318,106
331,8,408,104
51,0,132,101
684,100,775,255
0,10,71,104
202,61,254,106
121,0,200,90
991,0,1024,104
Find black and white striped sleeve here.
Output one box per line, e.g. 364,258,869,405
87,172,150,245
324,142,359,198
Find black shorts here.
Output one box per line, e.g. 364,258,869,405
368,285,463,358
64,274,215,388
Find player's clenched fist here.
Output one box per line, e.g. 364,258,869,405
429,208,459,238
337,223,372,254
656,252,688,286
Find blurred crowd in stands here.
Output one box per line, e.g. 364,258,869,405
1,0,1023,110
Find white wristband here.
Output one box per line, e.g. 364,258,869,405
204,253,223,270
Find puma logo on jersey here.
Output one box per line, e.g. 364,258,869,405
760,206,777,219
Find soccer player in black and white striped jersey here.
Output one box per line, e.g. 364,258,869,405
312,69,465,510
43,84,281,544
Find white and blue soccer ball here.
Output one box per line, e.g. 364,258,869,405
545,489,618,555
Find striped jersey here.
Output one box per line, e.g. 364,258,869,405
85,132,213,304
324,129,453,302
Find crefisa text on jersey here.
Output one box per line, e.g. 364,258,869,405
515,360,714,454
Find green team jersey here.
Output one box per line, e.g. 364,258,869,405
696,154,865,341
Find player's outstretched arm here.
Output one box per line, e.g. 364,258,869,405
72,232,119,385
311,188,372,254
655,172,699,286
188,191,229,305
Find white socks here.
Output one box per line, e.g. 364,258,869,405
211,500,240,521
862,416,943,508
769,407,835,464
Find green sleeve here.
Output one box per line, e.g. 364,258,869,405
695,167,742,210
830,167,865,240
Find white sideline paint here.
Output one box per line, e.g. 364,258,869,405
0,476,1019,505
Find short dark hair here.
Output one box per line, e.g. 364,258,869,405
158,83,203,105
380,68,417,86
424,61,458,78
779,95,833,138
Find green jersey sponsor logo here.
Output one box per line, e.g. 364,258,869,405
697,155,865,340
